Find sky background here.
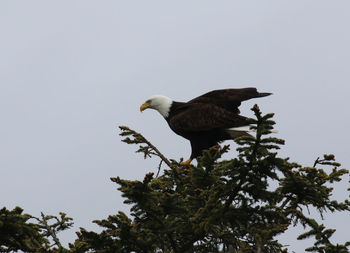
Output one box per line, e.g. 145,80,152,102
1,1,349,251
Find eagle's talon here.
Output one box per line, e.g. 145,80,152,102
180,158,192,166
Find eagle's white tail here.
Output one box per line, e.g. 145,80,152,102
225,125,278,138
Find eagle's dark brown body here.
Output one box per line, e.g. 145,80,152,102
164,88,271,159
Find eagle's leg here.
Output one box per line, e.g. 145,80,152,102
180,158,192,166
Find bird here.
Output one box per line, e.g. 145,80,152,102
140,88,272,166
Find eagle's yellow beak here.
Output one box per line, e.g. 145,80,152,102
140,102,151,112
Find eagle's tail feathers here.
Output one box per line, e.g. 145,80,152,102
226,125,278,136
226,130,252,139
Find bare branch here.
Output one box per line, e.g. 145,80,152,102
156,160,163,177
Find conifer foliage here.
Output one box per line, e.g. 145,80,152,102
72,105,350,253
0,207,72,252
1,105,349,252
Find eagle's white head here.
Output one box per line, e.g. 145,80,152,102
140,95,173,118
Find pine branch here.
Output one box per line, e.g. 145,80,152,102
119,125,175,169
32,212,73,249
39,212,62,248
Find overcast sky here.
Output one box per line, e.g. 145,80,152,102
1,1,349,251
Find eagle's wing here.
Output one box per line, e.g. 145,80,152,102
187,88,271,113
169,103,248,132
188,88,271,103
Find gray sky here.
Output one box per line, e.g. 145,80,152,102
1,1,349,251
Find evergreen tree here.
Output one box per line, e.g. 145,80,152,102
72,105,350,253
1,105,349,252
0,207,72,252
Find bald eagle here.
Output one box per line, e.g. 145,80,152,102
140,88,272,165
